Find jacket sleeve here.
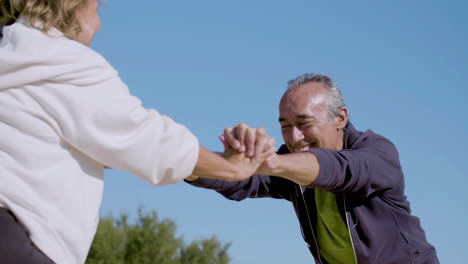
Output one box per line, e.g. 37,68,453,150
306,133,404,197
29,50,199,186
187,175,293,202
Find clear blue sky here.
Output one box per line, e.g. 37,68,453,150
93,1,467,263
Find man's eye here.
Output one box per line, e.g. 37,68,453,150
281,125,291,129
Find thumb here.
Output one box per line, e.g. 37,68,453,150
219,135,231,152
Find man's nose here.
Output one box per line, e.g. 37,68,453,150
290,126,304,143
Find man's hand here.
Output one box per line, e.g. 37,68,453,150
255,152,280,176
221,123,275,163
222,147,275,181
185,124,276,183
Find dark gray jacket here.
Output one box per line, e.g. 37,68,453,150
188,123,438,264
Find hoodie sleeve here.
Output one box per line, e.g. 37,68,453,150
26,48,199,186
187,175,293,201
306,133,404,197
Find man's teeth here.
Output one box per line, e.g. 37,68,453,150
296,146,309,152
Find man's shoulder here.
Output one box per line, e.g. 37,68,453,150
346,123,395,150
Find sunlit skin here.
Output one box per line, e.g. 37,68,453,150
75,0,101,46
279,82,348,153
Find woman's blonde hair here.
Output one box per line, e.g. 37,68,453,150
0,0,87,39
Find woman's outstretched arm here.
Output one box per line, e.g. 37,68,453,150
190,145,274,182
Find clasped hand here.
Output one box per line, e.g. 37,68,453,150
186,123,277,182
221,123,278,176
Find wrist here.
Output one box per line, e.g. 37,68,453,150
185,175,200,182
228,164,243,182
265,154,282,175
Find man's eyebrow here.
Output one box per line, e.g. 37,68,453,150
278,115,316,122
297,114,314,119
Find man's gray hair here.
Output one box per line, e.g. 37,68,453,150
287,73,346,120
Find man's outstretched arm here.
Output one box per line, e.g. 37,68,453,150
222,123,320,186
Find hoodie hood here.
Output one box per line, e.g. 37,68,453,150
0,18,115,91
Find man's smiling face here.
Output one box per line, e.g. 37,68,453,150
279,82,347,152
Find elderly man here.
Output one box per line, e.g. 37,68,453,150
186,73,438,263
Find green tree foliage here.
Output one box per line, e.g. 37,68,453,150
86,209,231,264
180,238,230,264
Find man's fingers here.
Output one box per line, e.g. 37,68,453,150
219,135,231,151
265,137,275,151
245,127,256,157
253,127,273,162
257,126,266,135
255,146,276,164
253,137,267,162
223,123,256,153
223,127,240,150
235,123,248,152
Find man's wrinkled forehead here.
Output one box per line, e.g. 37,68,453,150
279,91,328,116
308,94,327,107
281,83,328,105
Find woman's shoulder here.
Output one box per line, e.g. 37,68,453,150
2,20,109,66
0,20,119,90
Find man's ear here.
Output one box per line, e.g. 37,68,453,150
336,107,348,130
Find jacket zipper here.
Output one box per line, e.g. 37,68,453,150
343,196,358,264
296,185,323,264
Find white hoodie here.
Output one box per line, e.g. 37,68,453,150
0,19,199,263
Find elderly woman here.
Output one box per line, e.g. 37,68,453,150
0,0,273,263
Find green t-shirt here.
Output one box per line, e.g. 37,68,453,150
315,188,356,264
